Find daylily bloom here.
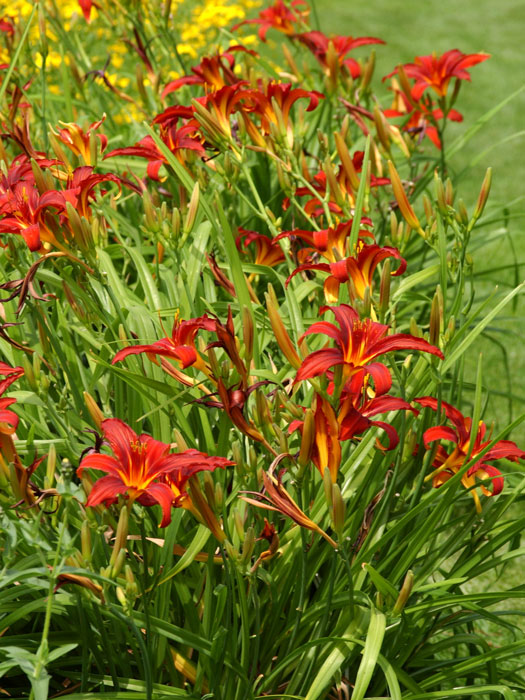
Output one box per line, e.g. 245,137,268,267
78,0,94,22
77,418,232,527
0,181,66,251
286,243,406,302
296,304,443,390
337,370,417,450
112,312,215,385
297,31,384,80
232,0,310,41
0,362,24,435
276,219,373,263
386,49,490,100
242,82,323,148
384,84,463,149
288,154,389,216
236,228,285,267
162,46,257,98
50,116,108,165
414,397,525,512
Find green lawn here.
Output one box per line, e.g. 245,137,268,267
316,0,525,427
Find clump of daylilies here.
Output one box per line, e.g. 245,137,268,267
1,1,523,697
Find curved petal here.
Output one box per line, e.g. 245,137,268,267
296,348,344,382
367,333,444,362
140,482,176,527
77,453,123,478
363,362,392,396
371,420,399,451
422,425,459,448
85,475,127,507
101,418,137,468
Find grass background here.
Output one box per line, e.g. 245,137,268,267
312,0,525,429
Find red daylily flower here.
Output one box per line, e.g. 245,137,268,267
50,116,108,165
297,31,384,80
242,82,324,147
236,228,285,267
162,46,257,98
384,82,463,149
386,49,490,100
232,0,310,41
296,304,443,389
77,418,232,527
0,181,66,251
414,397,525,511
0,361,24,435
78,0,94,21
276,219,373,263
288,153,389,216
337,370,417,450
112,312,215,385
286,243,406,302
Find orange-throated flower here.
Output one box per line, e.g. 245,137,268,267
286,243,406,302
386,49,489,100
276,219,373,264
236,228,286,267
297,31,384,79
414,397,525,512
50,116,108,165
162,46,257,98
112,313,215,385
0,361,24,435
232,0,310,41
77,418,232,527
296,304,444,389
384,86,463,149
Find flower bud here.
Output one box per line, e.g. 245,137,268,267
234,507,245,541
203,472,216,511
110,505,129,568
409,317,421,338
388,161,424,236
240,526,256,564
45,443,56,489
323,467,333,507
429,285,443,347
172,428,189,451
111,548,127,579
422,193,434,226
298,408,314,469
393,569,414,615
84,391,104,430
434,173,448,217
373,105,390,153
81,520,92,563
379,258,391,318
335,131,360,191
241,305,254,367
471,167,492,227
361,49,376,92
265,284,301,369
189,476,226,542
183,181,199,235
